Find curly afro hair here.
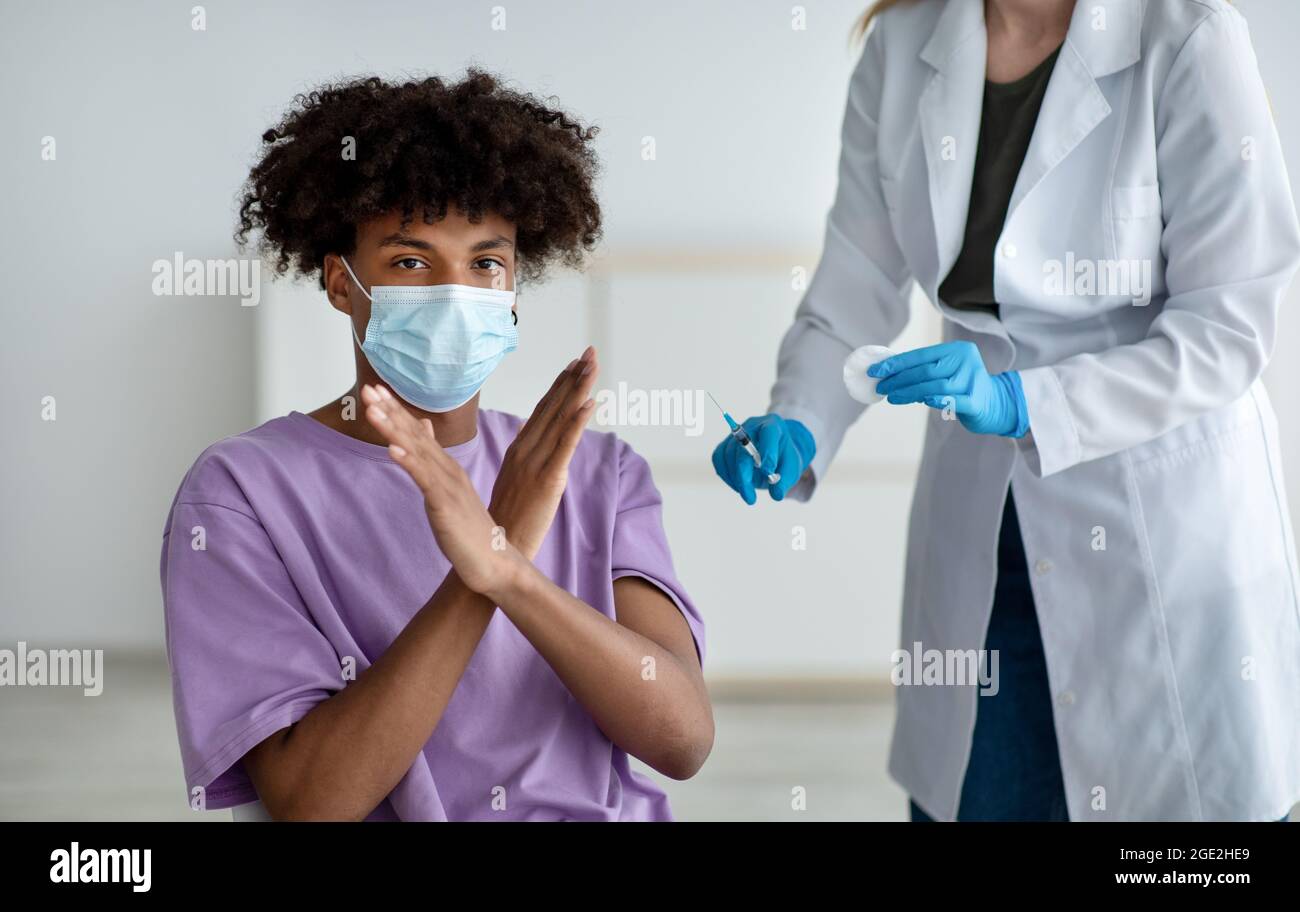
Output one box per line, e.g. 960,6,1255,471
236,69,602,287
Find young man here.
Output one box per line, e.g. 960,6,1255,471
160,71,712,821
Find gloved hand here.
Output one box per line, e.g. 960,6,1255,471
868,341,1029,438
711,414,816,505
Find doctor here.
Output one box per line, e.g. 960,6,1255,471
714,0,1300,820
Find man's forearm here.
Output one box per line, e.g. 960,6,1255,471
246,570,495,820
487,560,711,779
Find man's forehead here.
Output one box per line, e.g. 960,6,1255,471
357,211,516,248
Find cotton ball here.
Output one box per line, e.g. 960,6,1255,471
842,345,896,405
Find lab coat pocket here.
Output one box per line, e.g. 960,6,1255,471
1128,400,1300,813
1111,184,1165,304
1129,399,1292,621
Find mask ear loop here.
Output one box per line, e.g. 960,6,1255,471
339,257,373,349
339,257,373,301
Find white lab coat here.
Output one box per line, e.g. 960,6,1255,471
770,0,1300,820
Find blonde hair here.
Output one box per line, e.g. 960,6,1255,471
853,0,920,42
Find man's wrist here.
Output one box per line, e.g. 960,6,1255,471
482,546,540,606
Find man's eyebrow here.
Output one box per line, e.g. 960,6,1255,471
376,233,435,250
470,235,515,253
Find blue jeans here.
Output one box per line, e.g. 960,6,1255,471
911,491,1070,822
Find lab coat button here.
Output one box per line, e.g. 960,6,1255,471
1002,242,1018,259
1034,558,1053,575
1057,690,1076,707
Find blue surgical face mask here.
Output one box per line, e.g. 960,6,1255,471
341,258,518,413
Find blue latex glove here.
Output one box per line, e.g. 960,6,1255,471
711,414,817,505
868,341,1029,438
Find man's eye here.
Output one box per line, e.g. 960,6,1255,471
396,257,427,270
474,258,503,272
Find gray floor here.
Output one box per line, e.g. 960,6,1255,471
2,654,1291,821
0,653,905,821
639,685,907,822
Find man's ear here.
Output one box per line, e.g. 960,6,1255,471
323,253,353,316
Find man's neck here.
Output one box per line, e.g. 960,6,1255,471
307,374,480,449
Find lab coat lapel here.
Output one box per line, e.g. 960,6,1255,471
1006,0,1142,218
918,0,987,288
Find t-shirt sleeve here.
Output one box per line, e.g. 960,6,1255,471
609,440,706,665
160,497,343,810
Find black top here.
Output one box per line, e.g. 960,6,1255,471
938,46,1061,316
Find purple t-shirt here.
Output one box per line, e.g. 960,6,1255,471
159,408,704,821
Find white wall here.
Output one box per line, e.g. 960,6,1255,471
5,0,1300,682
0,0,869,656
